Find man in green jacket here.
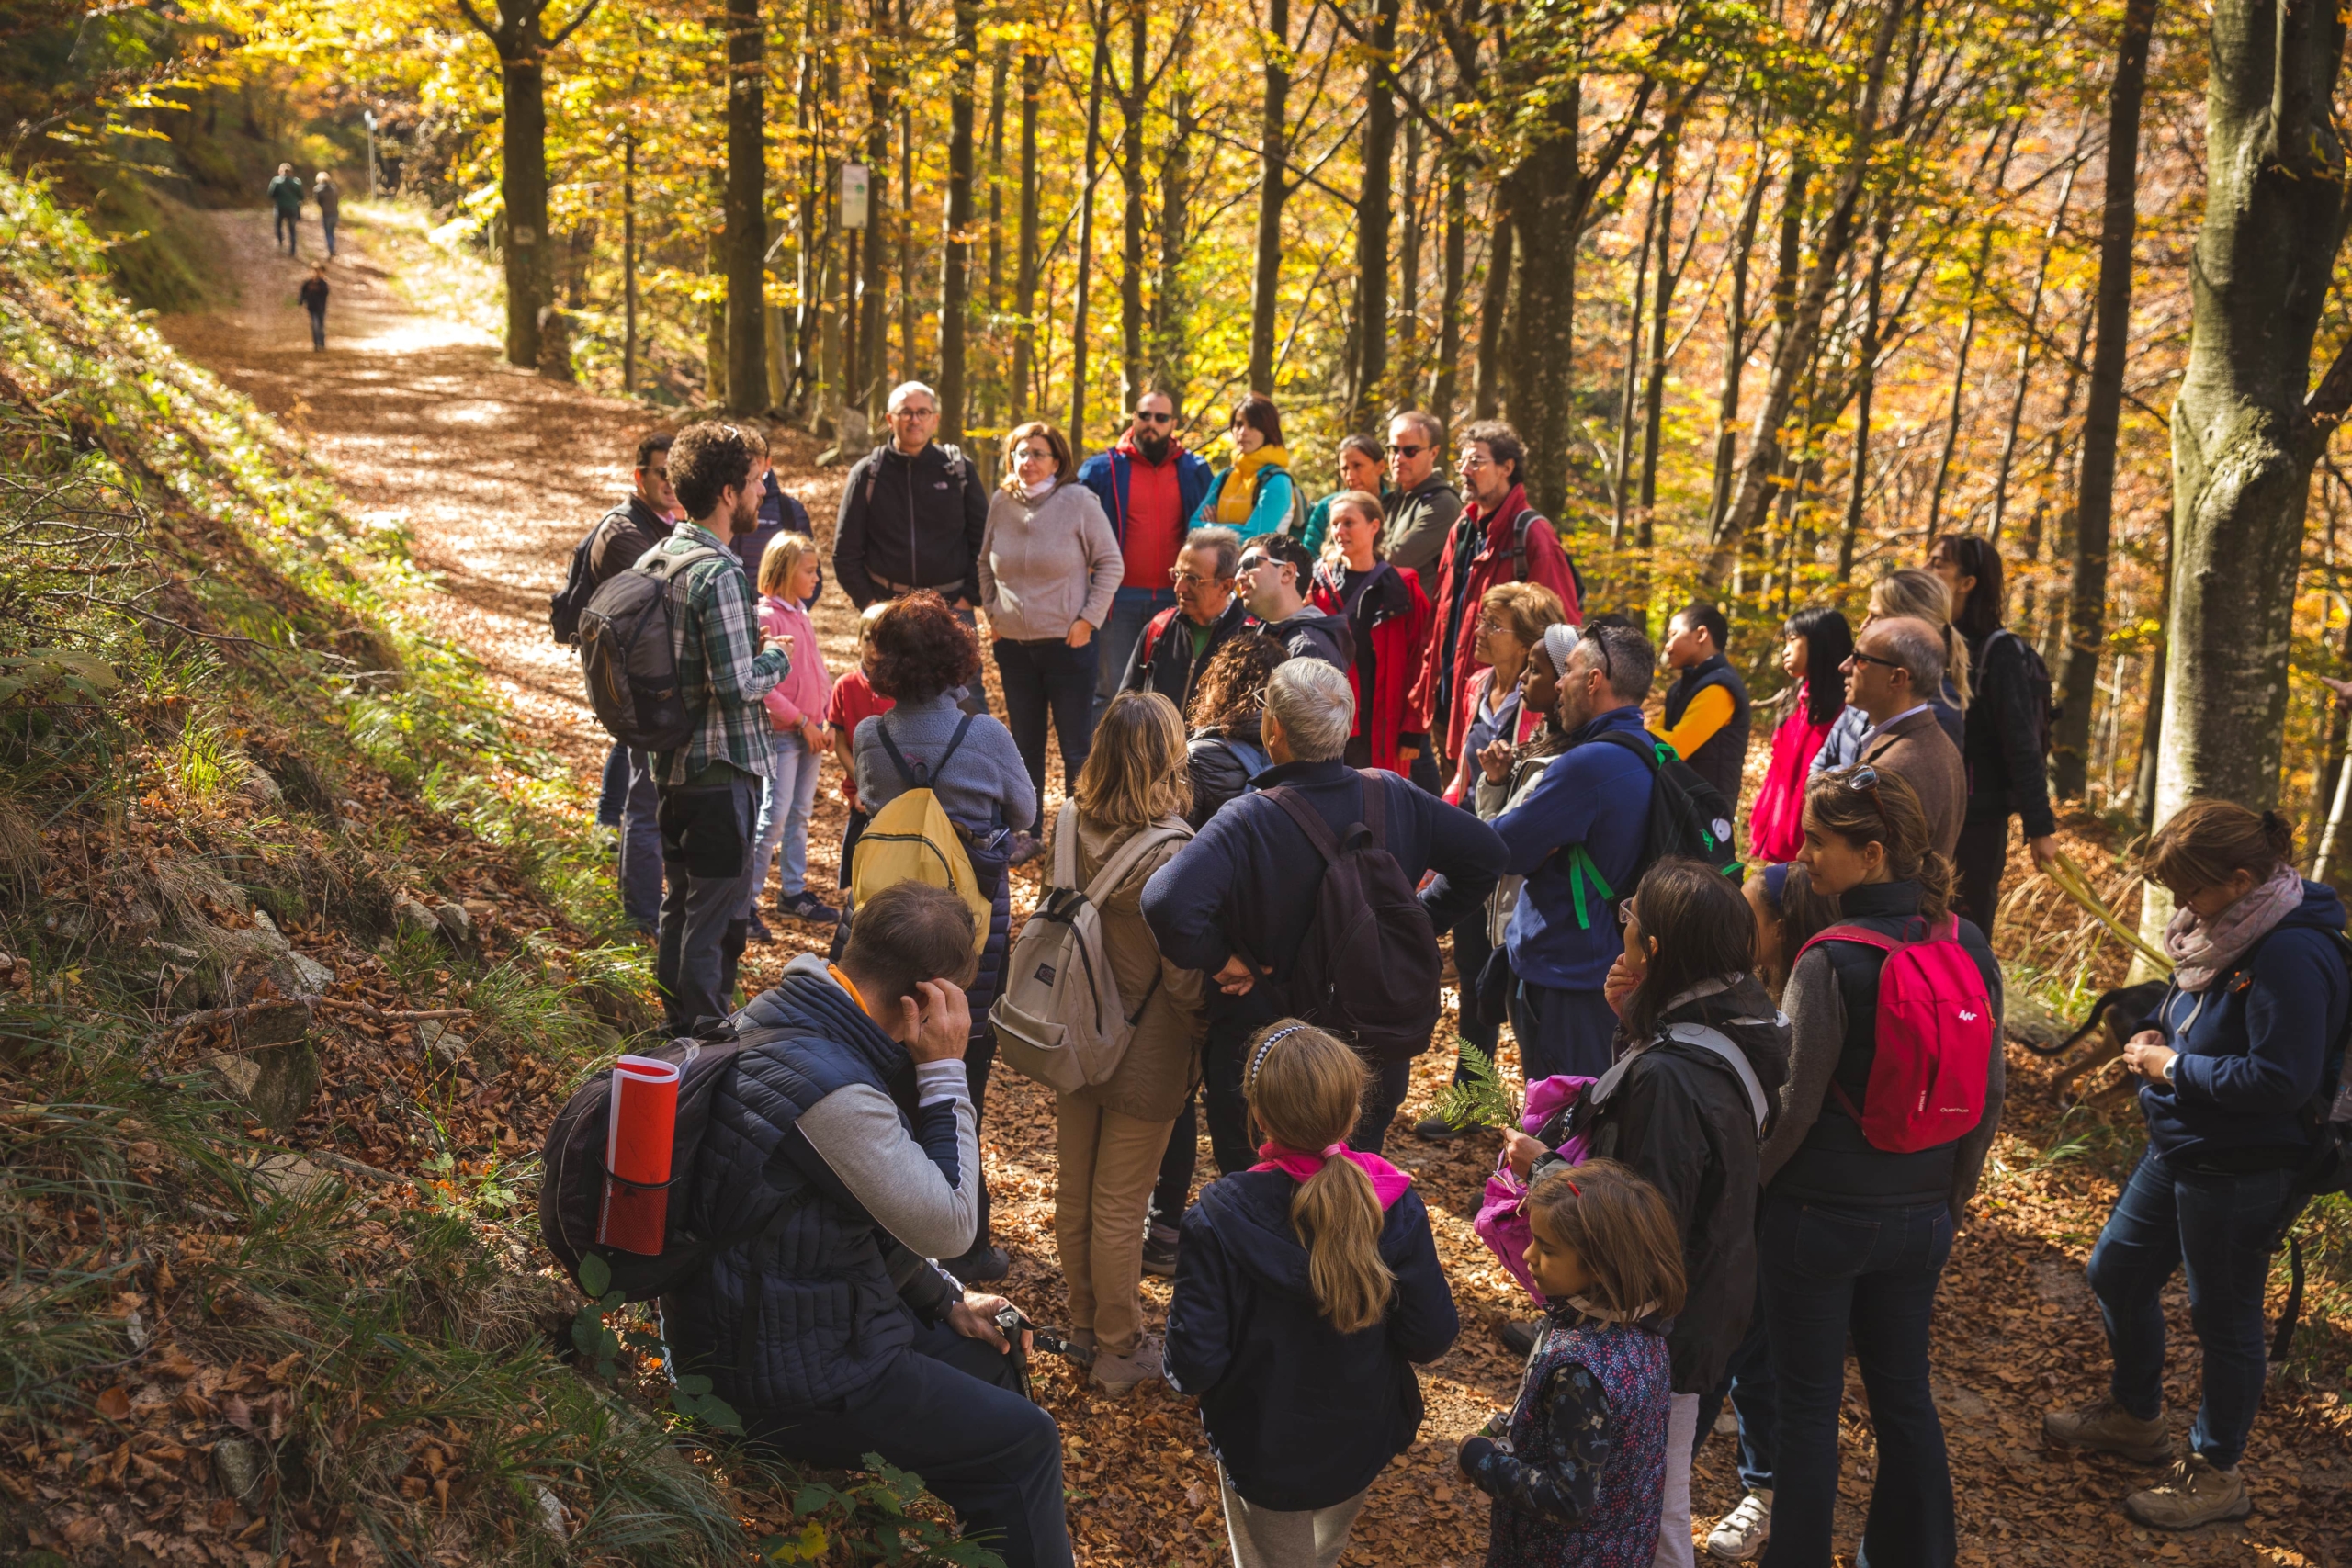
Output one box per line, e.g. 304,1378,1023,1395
267,164,304,255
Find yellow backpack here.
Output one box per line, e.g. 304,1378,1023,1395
850,715,989,953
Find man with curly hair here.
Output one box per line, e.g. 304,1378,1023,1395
648,422,792,1033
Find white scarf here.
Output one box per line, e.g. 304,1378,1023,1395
1022,476,1057,503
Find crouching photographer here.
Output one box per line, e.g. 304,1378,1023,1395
660,882,1073,1568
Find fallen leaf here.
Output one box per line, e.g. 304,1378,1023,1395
96,1386,131,1421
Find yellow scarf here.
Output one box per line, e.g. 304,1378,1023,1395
1215,444,1291,525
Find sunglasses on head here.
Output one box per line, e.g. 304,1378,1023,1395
1846,763,1896,834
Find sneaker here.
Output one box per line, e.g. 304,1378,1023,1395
2123,1455,2251,1530
780,890,842,926
1091,1335,1165,1395
1496,1318,1541,1358
744,913,775,944
2043,1398,2174,1464
944,1243,1010,1284
1411,1110,1464,1142
1705,1490,1772,1562
1141,1228,1179,1278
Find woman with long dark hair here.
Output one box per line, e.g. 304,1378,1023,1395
1749,605,1853,863
1191,393,1298,542
1928,532,2060,934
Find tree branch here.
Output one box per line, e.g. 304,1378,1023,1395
547,0,605,49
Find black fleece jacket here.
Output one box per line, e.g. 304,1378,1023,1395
1961,627,2057,836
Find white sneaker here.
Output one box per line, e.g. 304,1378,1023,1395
1091,1334,1164,1395
1705,1490,1771,1562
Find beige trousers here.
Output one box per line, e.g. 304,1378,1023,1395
1218,1472,1368,1568
1053,1096,1175,1359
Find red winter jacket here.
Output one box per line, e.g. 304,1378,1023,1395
1410,483,1582,763
1309,559,1433,776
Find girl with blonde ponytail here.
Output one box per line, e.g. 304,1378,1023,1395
1166,1021,1460,1568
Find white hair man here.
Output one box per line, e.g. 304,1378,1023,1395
1142,659,1509,1168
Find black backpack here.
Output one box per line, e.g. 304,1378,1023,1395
2260,928,2352,1360
577,544,722,752
548,518,605,645
1589,728,1741,884
1990,629,2059,757
1504,509,1589,607
537,1019,786,1303
1261,773,1442,1059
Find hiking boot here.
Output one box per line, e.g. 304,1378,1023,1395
1007,829,1046,867
1496,1318,1542,1358
780,889,841,926
744,912,775,944
1705,1490,1772,1562
944,1243,1010,1284
2043,1398,2174,1464
1412,1110,1464,1142
1091,1335,1165,1395
2123,1456,2251,1530
1141,1227,1179,1278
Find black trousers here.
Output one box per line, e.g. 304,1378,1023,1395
1953,815,2009,939
993,637,1099,804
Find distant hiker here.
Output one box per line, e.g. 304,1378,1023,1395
296,265,329,352
1750,605,1853,865
1121,525,1250,714
746,533,837,942
267,163,303,254
1656,601,1753,808
1191,392,1298,543
1378,409,1460,579
645,422,790,1032
1929,533,2059,935
312,170,341,257
1838,616,1967,859
1299,433,1386,557
1237,534,1351,672
1078,389,1214,722
833,380,990,715
2045,802,2347,1531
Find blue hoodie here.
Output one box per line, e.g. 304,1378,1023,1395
2138,879,2349,1167
1491,705,1656,991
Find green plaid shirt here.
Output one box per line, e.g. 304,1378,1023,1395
654,521,788,785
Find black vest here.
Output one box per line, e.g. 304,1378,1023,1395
1662,654,1752,804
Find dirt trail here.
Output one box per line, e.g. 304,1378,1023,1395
160,209,2348,1568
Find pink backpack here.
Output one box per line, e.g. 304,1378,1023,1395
1795,916,1994,1153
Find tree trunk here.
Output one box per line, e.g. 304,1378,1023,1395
1351,0,1398,431
725,0,767,412
1637,115,1680,541
497,46,551,370
2152,0,2349,827
1434,161,1465,417
898,104,916,384
1247,0,1290,392
1991,154,2081,540
939,0,976,441
1011,46,1042,412
858,0,892,416
1924,220,1999,536
1118,0,1148,412
1398,89,1422,397
2054,0,2155,798
622,130,638,394
1709,148,1770,535
1472,203,1511,418
1700,0,1907,590
987,39,1008,408
1154,27,1194,397
705,169,729,406
1840,212,1887,581
1071,6,1110,447
1612,161,1657,543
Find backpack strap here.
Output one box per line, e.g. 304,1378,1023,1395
1050,800,1081,891
1660,1022,1772,1135
1355,767,1388,844
873,720,927,789
1264,784,1346,865
933,712,978,781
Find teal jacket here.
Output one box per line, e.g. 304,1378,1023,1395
1192,465,1296,542
267,175,304,216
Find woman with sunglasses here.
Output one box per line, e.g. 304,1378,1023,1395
1759,763,2003,1568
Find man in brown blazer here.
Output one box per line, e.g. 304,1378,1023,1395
1841,615,1967,857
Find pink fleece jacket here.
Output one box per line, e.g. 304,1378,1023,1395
759,595,833,731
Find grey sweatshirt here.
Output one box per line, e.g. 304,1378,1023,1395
977,481,1124,641
854,693,1040,834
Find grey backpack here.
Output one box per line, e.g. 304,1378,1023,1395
577,545,722,752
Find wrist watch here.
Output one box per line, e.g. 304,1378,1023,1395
2161,1054,2177,1085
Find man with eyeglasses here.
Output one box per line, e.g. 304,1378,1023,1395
1838,616,1965,858
834,381,991,713
1080,389,1214,723
1376,409,1460,576
1409,420,1584,781
1122,526,1251,710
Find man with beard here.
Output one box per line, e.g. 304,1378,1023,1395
1079,389,1214,722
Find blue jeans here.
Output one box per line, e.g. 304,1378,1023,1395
307,307,325,350
619,748,665,932
2087,1148,2295,1468
745,731,821,909
1506,980,1618,1080
597,740,630,827
1095,585,1173,722
322,211,337,255
993,637,1098,804
743,1319,1072,1568
1761,1195,1955,1568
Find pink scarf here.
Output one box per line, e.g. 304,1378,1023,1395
2163,864,2306,992
1251,1143,1414,1209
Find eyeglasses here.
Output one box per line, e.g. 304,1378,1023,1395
1846,763,1896,835
1385,442,1425,458
1457,453,1490,471
1134,411,1173,424
891,405,938,420
1013,446,1055,463
1616,898,1639,930
1170,567,1226,587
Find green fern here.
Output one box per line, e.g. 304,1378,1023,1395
1430,1040,1522,1132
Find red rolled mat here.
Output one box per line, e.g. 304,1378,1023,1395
597,1055,681,1257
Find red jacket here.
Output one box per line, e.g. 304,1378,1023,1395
1310,559,1433,776
1411,483,1582,762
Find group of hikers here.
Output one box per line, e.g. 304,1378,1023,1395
547,399,2346,1567
267,163,342,349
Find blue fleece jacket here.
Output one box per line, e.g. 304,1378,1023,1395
2138,879,2348,1167
1076,444,1214,547
1492,705,1655,991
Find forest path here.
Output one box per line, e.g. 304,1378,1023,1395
155,209,2346,1568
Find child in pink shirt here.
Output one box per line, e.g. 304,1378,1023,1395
748,536,837,934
